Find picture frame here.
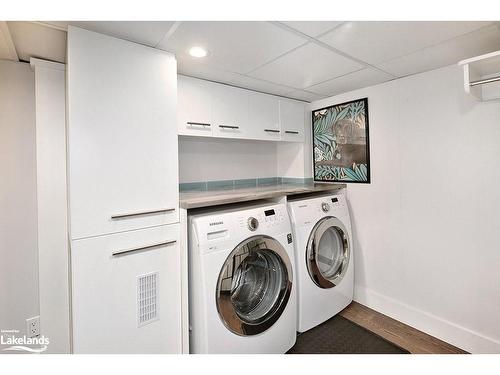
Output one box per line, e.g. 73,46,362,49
312,97,370,184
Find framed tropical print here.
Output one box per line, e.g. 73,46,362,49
312,98,370,183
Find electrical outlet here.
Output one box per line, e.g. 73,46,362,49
26,316,40,338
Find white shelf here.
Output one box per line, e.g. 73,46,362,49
459,50,500,101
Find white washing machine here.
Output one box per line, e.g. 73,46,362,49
188,201,297,353
287,193,354,333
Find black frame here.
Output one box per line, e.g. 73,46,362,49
311,97,371,184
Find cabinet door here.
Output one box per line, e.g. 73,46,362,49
67,27,179,239
211,84,249,139
247,92,281,141
280,99,305,142
71,224,182,353
177,75,213,137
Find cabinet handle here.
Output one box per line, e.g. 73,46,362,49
111,208,176,220
187,122,211,127
285,130,299,134
264,129,280,133
112,240,177,257
219,125,240,129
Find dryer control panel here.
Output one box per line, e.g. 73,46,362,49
287,193,349,228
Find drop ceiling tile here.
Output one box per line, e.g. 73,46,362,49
177,56,246,84
280,21,344,37
7,21,66,63
177,57,292,95
157,21,307,74
377,23,500,77
320,21,493,65
227,74,297,97
306,68,394,96
284,89,326,102
44,21,175,47
178,55,296,97
248,42,364,89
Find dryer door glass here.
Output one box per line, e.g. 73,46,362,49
306,217,350,289
216,235,293,336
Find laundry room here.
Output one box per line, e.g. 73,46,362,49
1,1,500,373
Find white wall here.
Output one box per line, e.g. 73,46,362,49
0,60,39,336
310,64,500,353
178,136,278,182
31,58,70,353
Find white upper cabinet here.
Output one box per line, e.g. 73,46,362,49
178,75,213,136
177,75,305,143
279,99,306,142
212,83,249,139
247,92,281,141
67,27,179,239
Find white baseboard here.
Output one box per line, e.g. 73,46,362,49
354,285,500,354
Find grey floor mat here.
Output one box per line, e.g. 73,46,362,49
287,315,410,354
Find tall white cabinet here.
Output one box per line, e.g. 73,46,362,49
67,27,182,353
67,27,178,240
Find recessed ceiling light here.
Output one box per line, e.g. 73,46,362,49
188,46,208,58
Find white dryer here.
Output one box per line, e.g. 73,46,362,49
188,201,297,353
287,193,353,333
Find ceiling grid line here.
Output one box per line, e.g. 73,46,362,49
244,21,348,75
195,64,318,98
155,21,182,48
313,21,347,38
269,21,397,78
301,67,369,91
244,40,310,75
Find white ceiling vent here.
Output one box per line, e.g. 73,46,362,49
137,272,159,327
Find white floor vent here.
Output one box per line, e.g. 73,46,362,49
137,272,159,327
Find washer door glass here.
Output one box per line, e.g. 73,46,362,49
306,217,350,289
216,235,293,336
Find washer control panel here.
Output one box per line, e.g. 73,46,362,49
193,203,292,251
237,206,287,232
262,208,286,226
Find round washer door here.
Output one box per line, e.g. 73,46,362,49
216,235,293,336
306,217,350,289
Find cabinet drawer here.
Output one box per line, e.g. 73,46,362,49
71,224,182,353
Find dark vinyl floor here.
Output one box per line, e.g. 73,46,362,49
287,315,410,354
